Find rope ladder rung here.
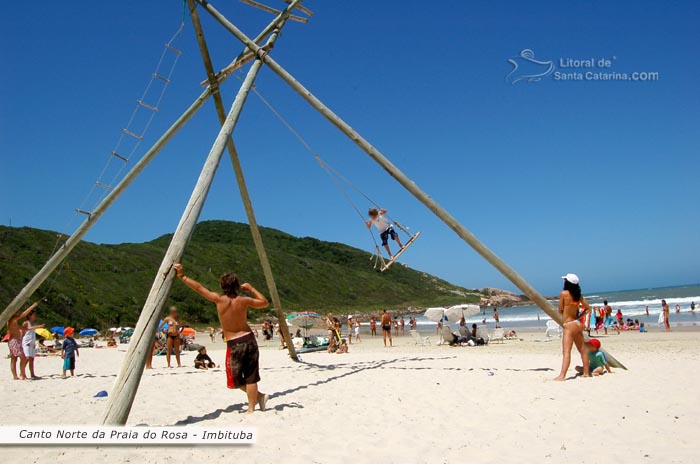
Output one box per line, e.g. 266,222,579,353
137,100,158,112
122,129,144,140
111,151,129,162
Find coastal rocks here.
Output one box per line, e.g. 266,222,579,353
479,288,531,308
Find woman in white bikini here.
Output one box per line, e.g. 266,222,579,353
554,273,592,381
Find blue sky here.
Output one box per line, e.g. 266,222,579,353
1,1,698,295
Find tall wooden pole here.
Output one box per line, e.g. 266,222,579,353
0,4,302,330
187,0,299,360
101,32,281,426
196,0,625,368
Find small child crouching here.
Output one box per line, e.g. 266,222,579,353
576,338,612,377
194,347,216,370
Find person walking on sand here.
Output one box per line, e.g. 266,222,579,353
381,309,393,347
347,316,354,345
7,301,40,380
400,317,405,335
326,313,337,353
370,317,377,336
393,317,399,336
21,309,45,379
61,327,79,378
354,319,361,343
160,306,183,368
174,263,269,414
554,274,592,381
662,299,671,332
603,300,613,336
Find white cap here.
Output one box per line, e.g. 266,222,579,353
348,315,353,319
562,273,579,285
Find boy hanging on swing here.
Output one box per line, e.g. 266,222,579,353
366,208,404,258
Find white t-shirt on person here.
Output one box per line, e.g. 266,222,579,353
371,215,391,233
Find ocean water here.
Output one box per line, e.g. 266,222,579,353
413,284,700,331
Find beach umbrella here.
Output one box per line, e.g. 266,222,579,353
445,304,481,322
181,327,196,337
423,307,446,323
35,328,55,340
288,312,320,336
79,328,98,337
50,326,65,336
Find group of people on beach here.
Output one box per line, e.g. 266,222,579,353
587,304,647,335
7,301,79,380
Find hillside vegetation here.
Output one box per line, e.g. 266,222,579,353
0,221,482,329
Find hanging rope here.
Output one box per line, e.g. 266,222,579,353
249,84,412,243
247,85,396,267
39,15,187,301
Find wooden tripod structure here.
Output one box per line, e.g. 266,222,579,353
1,0,625,426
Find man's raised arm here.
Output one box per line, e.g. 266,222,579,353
19,301,40,319
173,263,221,303
240,283,268,309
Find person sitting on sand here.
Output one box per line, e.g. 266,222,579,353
107,337,117,347
173,263,269,414
611,320,621,335
365,208,404,258
554,274,592,381
161,306,183,368
336,339,349,354
457,318,474,344
7,301,40,380
639,322,647,333
575,338,612,376
194,347,216,370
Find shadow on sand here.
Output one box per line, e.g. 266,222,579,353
172,355,553,425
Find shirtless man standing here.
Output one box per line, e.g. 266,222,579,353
7,301,39,380
381,309,393,347
174,263,268,414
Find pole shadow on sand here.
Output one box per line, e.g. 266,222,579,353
172,355,553,425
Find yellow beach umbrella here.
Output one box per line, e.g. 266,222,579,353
35,328,54,340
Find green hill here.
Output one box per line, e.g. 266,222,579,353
0,221,482,329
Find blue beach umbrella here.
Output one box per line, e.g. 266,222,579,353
79,328,98,337
50,326,65,336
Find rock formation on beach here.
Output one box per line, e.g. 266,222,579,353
479,288,531,307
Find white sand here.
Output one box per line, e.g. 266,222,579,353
2,328,698,463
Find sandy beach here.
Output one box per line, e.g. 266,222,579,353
2,327,698,463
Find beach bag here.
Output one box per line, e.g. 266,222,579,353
657,312,664,326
